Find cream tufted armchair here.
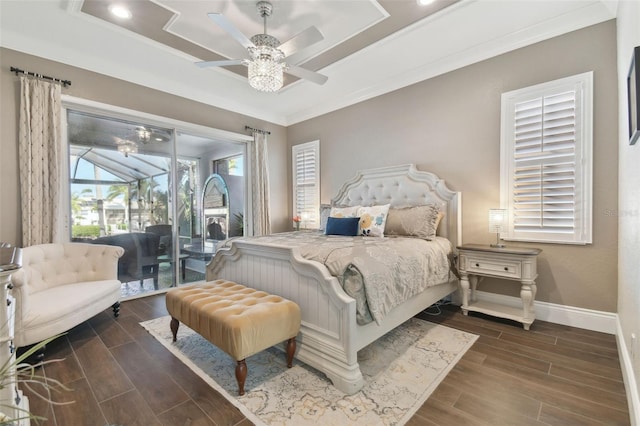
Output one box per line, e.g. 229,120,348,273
10,243,124,351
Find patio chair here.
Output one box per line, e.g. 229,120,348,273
92,232,160,288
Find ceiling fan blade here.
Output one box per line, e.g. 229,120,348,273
207,13,255,50
286,65,328,86
278,26,324,57
196,59,245,68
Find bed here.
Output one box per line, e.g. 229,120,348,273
205,164,461,394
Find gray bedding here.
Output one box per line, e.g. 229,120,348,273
218,231,454,325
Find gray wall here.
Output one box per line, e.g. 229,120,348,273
0,47,289,246
288,21,619,313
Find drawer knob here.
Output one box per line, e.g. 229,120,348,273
504,267,509,271
475,263,480,267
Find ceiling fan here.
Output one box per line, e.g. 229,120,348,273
134,126,170,144
114,125,170,157
196,1,328,92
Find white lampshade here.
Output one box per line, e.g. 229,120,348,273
489,209,507,248
488,209,507,233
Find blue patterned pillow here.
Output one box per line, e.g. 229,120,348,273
325,217,360,236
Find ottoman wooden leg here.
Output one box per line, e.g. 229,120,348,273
170,317,180,342
286,337,296,368
236,359,247,396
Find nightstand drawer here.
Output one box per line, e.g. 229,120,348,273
465,256,522,279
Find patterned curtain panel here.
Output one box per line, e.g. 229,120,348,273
250,132,271,236
18,77,62,246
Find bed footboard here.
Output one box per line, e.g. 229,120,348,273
206,241,365,394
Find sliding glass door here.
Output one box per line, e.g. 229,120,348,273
175,132,246,280
65,108,246,298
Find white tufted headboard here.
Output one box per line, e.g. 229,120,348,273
331,164,461,247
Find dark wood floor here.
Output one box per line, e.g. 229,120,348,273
21,295,630,426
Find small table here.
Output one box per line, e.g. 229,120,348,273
457,244,542,330
157,253,189,283
182,243,216,263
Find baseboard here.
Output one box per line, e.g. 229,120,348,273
616,317,640,426
474,290,617,334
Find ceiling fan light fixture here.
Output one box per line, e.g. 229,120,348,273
199,1,327,92
247,41,285,92
136,127,151,143
246,23,285,92
116,139,138,157
248,58,284,92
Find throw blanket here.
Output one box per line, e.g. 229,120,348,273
218,232,453,325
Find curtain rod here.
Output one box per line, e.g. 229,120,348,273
245,125,271,135
10,66,72,87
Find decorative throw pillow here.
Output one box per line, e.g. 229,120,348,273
330,205,360,218
319,204,332,231
357,204,390,237
325,217,360,236
384,204,441,240
435,210,445,230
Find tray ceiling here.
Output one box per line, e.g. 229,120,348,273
0,0,617,126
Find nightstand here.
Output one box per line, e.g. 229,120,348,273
457,244,542,330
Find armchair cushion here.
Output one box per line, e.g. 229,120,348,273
10,243,123,348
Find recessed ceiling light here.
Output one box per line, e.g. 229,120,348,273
417,0,435,5
109,4,132,19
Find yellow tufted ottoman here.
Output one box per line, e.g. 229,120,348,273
165,279,301,395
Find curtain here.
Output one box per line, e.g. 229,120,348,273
18,77,62,246
250,131,271,235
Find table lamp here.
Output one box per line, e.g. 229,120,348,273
489,209,507,248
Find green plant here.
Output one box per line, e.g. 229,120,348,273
0,334,72,424
71,225,100,238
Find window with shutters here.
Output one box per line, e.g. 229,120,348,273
500,72,593,244
292,140,320,229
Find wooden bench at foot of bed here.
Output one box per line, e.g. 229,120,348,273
165,279,301,395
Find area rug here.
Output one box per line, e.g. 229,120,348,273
141,316,477,426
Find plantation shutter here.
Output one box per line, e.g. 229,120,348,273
292,140,320,229
501,72,592,244
513,91,576,234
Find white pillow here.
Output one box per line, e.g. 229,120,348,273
319,204,332,231
330,205,360,218
357,204,390,237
